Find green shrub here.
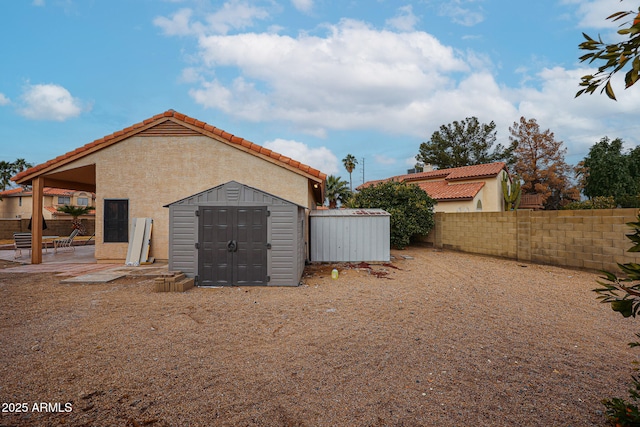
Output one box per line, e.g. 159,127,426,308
619,195,640,209
562,196,617,210
353,181,436,249
594,214,640,426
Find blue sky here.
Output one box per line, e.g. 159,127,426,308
1,0,639,185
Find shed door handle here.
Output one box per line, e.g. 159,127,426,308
227,240,237,252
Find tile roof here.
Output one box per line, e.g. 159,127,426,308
0,187,90,198
12,110,327,184
0,187,25,197
401,162,506,183
358,162,506,201
416,181,485,201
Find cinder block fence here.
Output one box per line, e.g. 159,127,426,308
422,208,640,272
0,219,95,240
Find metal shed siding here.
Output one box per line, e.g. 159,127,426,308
168,204,197,276
166,181,305,286
310,209,390,262
268,204,299,285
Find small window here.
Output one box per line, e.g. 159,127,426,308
58,196,71,205
104,199,129,243
476,200,483,211
78,197,89,206
18,196,22,207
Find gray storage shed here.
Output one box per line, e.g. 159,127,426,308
164,181,306,287
310,209,390,262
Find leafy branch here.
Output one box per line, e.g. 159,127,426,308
577,9,640,100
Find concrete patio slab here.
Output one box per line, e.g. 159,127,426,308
59,269,128,284
0,246,169,282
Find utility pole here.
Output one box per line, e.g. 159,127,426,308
361,157,365,185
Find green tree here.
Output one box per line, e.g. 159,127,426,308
0,158,33,192
0,161,14,192
593,215,640,425
577,137,638,203
577,7,640,100
325,175,351,209
353,181,435,249
417,117,516,169
57,205,94,234
509,117,579,210
342,154,358,191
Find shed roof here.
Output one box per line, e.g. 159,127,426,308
310,208,390,217
164,180,306,208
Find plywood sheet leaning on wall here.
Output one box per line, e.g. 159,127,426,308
126,218,153,266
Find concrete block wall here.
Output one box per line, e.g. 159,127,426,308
423,208,640,272
0,219,95,240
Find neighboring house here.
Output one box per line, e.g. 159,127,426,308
359,162,509,212
0,187,95,219
12,110,326,280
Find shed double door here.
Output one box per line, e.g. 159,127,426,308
198,206,268,286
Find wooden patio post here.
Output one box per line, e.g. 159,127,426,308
31,176,43,264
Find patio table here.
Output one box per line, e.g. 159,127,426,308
42,236,59,253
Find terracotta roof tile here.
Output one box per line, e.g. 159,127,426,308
12,110,327,183
0,187,94,198
417,181,485,201
360,162,505,188
401,162,506,183
358,162,505,201
0,187,26,197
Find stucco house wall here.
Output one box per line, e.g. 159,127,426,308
12,110,326,265
0,188,95,219
62,135,312,262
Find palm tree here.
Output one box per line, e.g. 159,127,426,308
325,175,352,208
57,205,95,234
0,161,13,191
0,159,33,192
342,154,358,191
13,158,32,173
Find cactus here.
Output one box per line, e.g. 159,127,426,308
502,175,521,211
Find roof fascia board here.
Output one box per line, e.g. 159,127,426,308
14,118,166,185
41,178,96,192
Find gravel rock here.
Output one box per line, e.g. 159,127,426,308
0,248,636,426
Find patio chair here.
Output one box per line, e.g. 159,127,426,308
13,233,32,259
54,229,80,253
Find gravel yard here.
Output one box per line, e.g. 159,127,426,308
0,247,637,426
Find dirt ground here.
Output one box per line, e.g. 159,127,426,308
0,247,637,427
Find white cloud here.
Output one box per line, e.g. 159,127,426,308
566,0,625,29
154,1,270,36
190,19,469,135
439,1,484,27
291,0,313,14
161,3,640,169
385,5,419,32
32,0,45,6
18,83,86,121
263,138,339,175
405,156,419,167
374,154,396,165
0,93,10,106
154,8,195,36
